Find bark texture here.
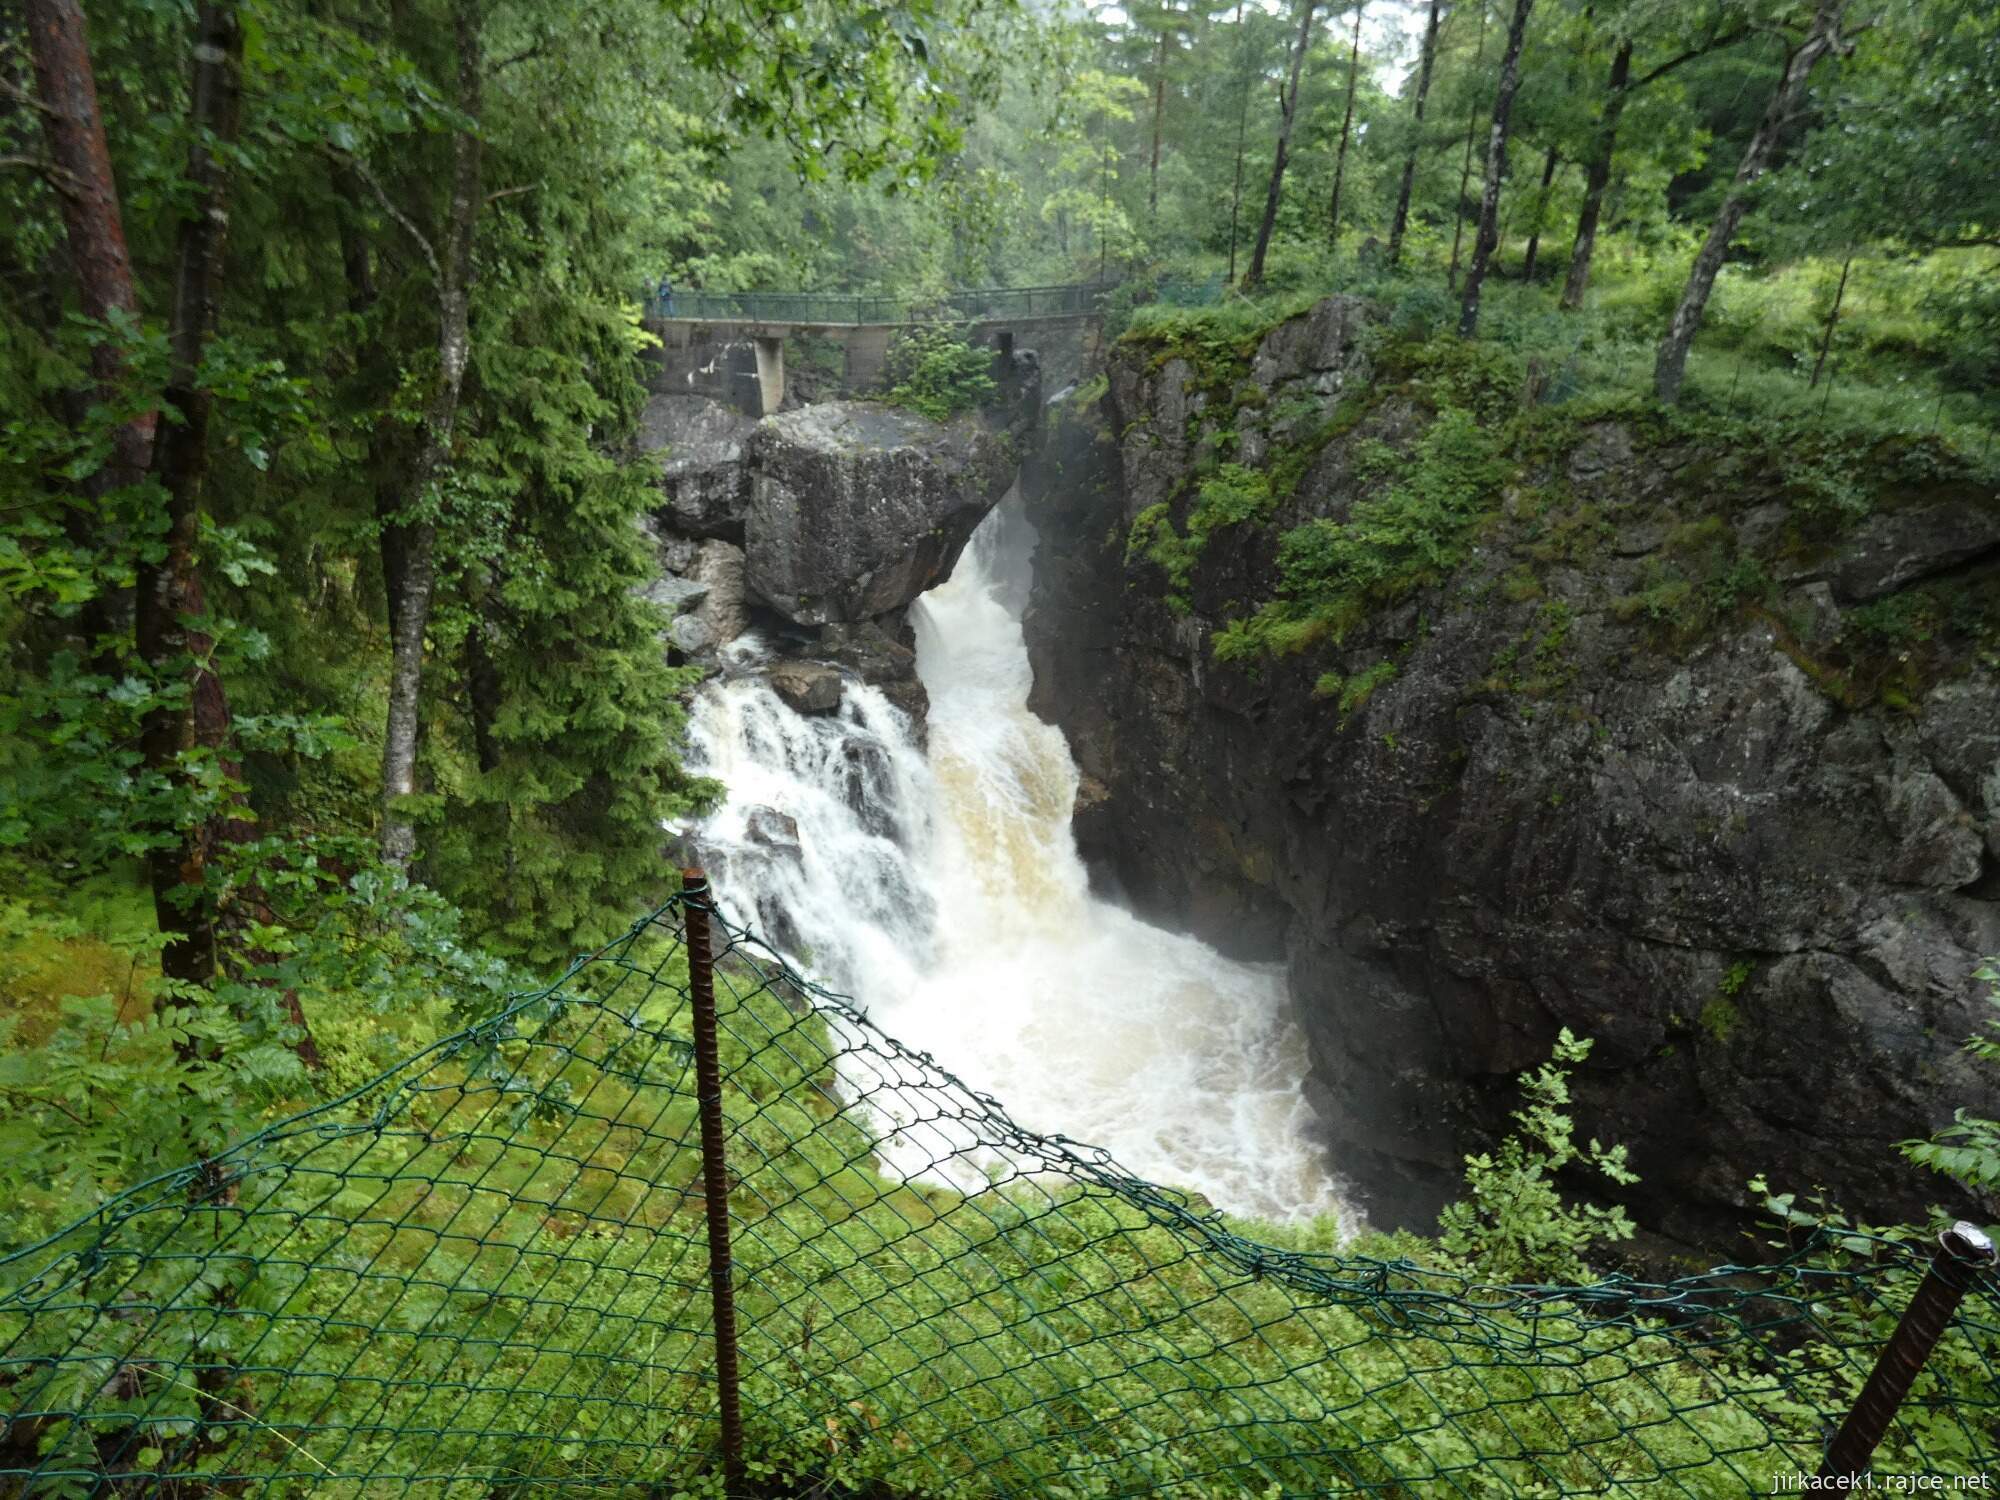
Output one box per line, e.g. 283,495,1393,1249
1244,0,1319,289
378,0,484,868
1654,0,1847,404
1458,0,1537,337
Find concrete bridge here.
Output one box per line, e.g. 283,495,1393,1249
642,281,1218,416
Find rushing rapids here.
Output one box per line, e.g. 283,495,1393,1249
683,503,1341,1222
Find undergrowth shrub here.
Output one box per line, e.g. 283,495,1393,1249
1125,463,1274,609
884,328,998,421
1215,408,1510,661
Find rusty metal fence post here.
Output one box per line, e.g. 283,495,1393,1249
1819,1221,1997,1481
681,869,745,1493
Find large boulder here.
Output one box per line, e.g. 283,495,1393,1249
639,393,755,541
744,401,1013,626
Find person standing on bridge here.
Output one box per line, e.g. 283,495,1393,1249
656,271,675,317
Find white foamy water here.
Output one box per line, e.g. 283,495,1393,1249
683,503,1341,1223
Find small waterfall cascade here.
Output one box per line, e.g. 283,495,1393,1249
683,503,1342,1223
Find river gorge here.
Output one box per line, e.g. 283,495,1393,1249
643,295,2000,1251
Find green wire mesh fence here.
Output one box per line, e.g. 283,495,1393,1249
3,879,1998,1497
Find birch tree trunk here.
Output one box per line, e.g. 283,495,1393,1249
1654,0,1848,404
379,0,484,868
1457,0,1536,336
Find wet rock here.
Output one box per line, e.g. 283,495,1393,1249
1023,292,2000,1247
688,539,749,650
744,400,1013,626
817,614,929,730
743,805,802,853
639,393,755,541
1828,501,2000,602
638,574,708,616
840,738,903,840
767,660,844,715
668,614,712,655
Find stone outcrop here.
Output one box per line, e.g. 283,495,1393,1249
640,384,1018,732
1023,295,2000,1247
639,393,755,541
744,401,1014,626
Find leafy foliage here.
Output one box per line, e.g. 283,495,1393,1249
1902,962,2000,1198
883,327,1000,421
1126,462,1274,609
1214,406,1510,660
1437,1030,1640,1284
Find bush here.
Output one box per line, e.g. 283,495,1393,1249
1437,1029,1639,1283
1126,463,1275,610
1216,407,1510,660
883,327,998,421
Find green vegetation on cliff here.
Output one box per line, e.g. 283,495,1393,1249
1113,278,2000,716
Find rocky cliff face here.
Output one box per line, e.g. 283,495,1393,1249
1023,296,2000,1245
639,390,1020,726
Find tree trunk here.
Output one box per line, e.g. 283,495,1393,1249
1328,0,1363,247
1457,0,1535,336
1561,38,1629,309
1149,25,1167,220
1227,0,1251,282
1387,0,1442,267
23,0,153,667
1520,145,1559,280
1809,248,1853,389
1447,3,1491,291
1244,0,1319,289
23,0,155,496
379,0,483,868
1654,0,1848,404
140,0,248,992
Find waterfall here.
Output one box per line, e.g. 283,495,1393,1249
684,503,1342,1224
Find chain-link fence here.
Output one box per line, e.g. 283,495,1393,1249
3,878,1996,1496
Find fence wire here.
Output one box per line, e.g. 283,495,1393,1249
2,889,1996,1497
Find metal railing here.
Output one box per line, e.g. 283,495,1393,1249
644,277,1225,326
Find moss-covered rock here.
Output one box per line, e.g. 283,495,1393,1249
1024,294,2000,1249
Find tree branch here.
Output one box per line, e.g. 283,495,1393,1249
0,75,57,118
1632,26,1752,91
328,148,441,281
483,182,536,205
488,40,546,74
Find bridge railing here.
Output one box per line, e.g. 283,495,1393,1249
644,277,1224,325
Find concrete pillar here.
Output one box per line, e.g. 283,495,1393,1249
843,326,894,395
753,336,785,416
